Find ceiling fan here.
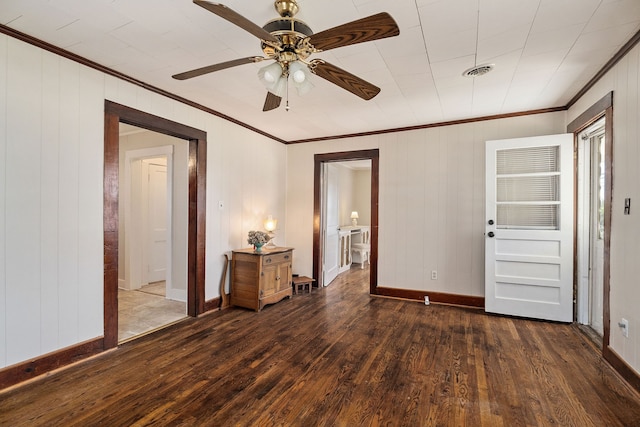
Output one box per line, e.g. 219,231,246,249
172,0,400,111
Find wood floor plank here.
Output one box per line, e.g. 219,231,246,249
1,266,639,426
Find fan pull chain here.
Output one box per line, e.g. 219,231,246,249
285,75,290,112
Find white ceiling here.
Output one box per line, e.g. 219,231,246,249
2,0,640,142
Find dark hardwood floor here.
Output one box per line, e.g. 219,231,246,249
1,266,639,426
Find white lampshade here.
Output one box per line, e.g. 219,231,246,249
350,211,359,219
264,215,278,232
258,62,286,96
288,61,314,96
289,61,307,83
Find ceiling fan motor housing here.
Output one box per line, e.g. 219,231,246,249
261,18,314,62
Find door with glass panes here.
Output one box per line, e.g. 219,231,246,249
485,134,573,322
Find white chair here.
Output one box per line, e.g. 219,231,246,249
351,226,370,269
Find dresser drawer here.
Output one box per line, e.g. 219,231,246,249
262,251,292,266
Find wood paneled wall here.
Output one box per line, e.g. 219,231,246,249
0,35,288,370
0,35,105,368
286,113,567,298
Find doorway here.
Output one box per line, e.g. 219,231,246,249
576,118,606,337
321,160,372,286
567,91,613,356
103,101,207,349
313,149,379,293
117,126,189,342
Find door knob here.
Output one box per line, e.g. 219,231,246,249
488,231,495,238
488,219,494,225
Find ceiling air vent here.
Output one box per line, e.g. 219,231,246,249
462,63,495,77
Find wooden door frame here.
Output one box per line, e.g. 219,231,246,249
568,93,640,392
313,149,379,294
567,91,612,350
104,101,207,349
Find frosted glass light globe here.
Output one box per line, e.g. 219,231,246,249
292,69,306,83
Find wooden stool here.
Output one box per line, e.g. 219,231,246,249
292,276,314,294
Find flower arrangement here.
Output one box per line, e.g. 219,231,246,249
247,230,271,246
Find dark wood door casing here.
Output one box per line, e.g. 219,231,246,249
313,149,379,294
566,92,631,388
103,101,207,349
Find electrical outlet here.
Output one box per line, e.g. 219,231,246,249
424,295,430,305
431,270,437,280
620,318,629,338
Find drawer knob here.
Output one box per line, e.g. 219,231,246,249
284,255,290,260
265,258,272,264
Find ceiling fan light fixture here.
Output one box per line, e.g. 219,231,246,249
292,68,306,83
289,61,308,83
258,61,284,87
294,77,314,96
271,75,288,97
288,61,314,95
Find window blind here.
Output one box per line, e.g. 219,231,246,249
496,146,561,230
497,146,558,174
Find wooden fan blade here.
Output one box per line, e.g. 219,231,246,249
311,61,380,100
193,0,279,43
307,12,399,52
263,92,282,111
172,56,263,80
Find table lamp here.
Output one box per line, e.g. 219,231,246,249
350,211,359,226
264,215,278,246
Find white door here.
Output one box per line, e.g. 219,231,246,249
485,134,573,322
146,161,168,283
322,163,340,286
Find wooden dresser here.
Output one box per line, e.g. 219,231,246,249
231,247,293,311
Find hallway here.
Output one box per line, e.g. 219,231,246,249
118,282,186,342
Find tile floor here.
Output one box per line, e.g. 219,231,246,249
118,282,187,342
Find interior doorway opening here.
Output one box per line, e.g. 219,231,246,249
321,159,372,287
104,101,207,349
313,150,379,294
117,125,189,342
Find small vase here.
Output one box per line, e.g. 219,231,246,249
254,243,264,252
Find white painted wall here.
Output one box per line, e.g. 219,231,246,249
353,169,372,226
0,35,287,368
336,164,371,227
337,164,355,226
568,43,640,376
285,113,567,297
